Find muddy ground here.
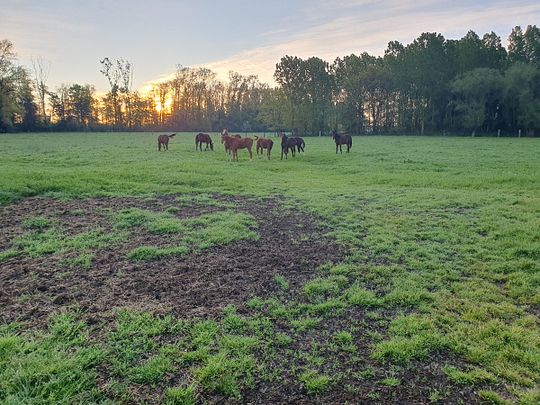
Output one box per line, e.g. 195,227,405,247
0,195,487,404
0,195,344,327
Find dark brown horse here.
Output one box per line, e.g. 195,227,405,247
332,130,352,154
279,133,297,160
157,133,176,151
221,133,253,161
195,133,213,151
254,136,273,159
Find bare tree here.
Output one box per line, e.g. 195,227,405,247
99,57,121,128
31,57,50,125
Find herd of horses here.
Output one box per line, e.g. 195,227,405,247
157,129,353,160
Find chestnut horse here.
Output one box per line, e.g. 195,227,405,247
279,133,297,160
332,130,352,153
221,133,253,161
254,136,273,159
195,133,213,151
221,129,241,154
157,133,176,151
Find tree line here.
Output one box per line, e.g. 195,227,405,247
1,25,539,136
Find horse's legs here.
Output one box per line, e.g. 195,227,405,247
336,144,338,154
248,146,253,161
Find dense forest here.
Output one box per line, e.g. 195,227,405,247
1,26,539,136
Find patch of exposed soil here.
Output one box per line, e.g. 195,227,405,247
0,195,494,404
0,195,343,327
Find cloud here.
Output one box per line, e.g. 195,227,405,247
195,1,540,86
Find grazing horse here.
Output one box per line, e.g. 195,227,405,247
279,133,297,160
157,133,176,151
254,136,273,160
292,137,305,153
221,133,253,161
195,133,213,151
331,130,352,154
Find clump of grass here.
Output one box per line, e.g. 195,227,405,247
291,317,321,332
303,276,347,297
380,376,401,387
478,390,506,404
0,248,20,262
65,252,95,269
21,216,51,230
346,285,382,307
128,245,189,261
165,385,197,405
373,314,448,364
195,352,255,399
443,365,497,386
246,296,265,310
299,370,332,394
130,353,173,384
274,275,289,290
12,227,122,259
334,331,356,352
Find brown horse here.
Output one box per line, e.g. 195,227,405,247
221,129,242,154
195,133,213,151
254,136,273,159
331,130,352,154
221,133,253,161
279,133,297,160
157,133,176,151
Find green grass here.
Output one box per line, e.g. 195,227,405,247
0,313,106,404
1,133,539,402
4,225,124,265
115,208,258,259
299,370,332,394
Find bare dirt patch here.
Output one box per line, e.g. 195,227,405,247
0,195,343,328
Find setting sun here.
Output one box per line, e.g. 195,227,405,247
155,96,173,113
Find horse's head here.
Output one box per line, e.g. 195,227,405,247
331,130,337,140
221,133,228,144
221,129,228,136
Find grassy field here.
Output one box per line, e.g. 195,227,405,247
1,132,539,403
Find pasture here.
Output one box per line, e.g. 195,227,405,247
1,132,539,404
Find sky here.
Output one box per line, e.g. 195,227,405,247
2,0,540,92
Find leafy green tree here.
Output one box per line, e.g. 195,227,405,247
450,68,504,135
0,39,21,131
504,63,540,135
274,55,308,132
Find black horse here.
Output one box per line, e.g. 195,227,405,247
331,130,352,154
292,137,305,153
279,133,297,160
